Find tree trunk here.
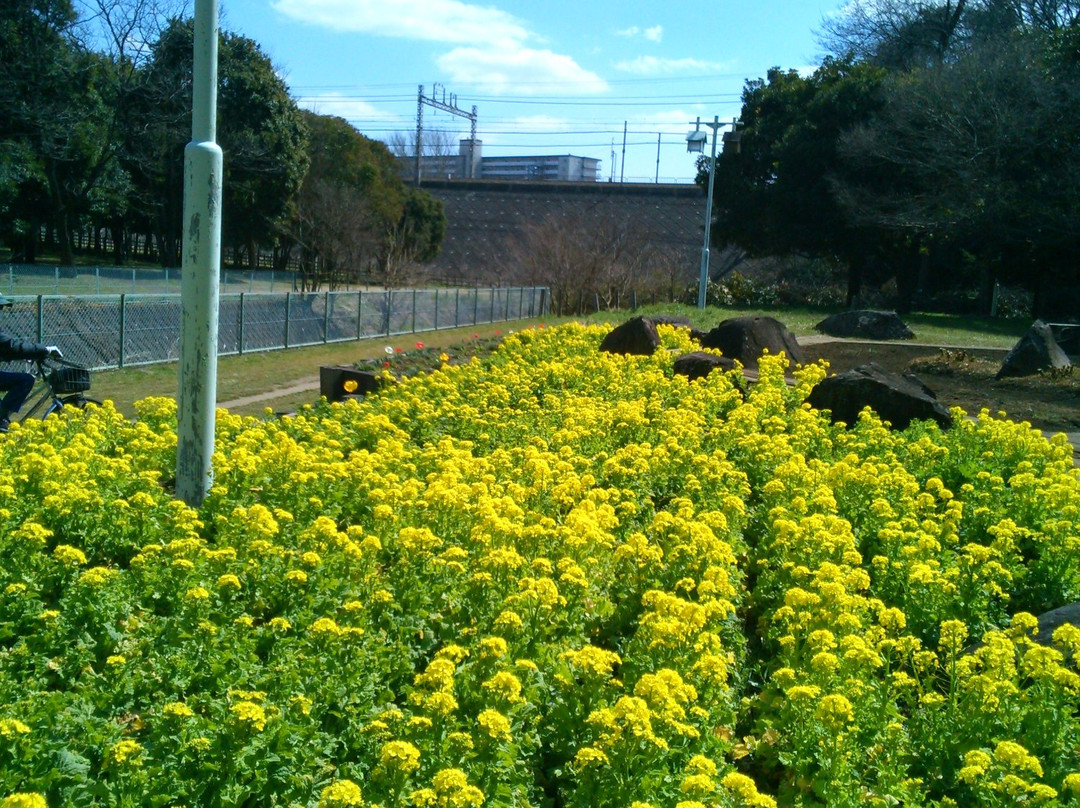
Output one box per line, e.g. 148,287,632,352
1030,265,1048,319
846,256,864,309
976,258,995,316
110,220,125,265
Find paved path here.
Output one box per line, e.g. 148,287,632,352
219,376,319,411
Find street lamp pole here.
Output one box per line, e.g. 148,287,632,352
687,116,723,310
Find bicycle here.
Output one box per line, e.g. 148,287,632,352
17,355,102,422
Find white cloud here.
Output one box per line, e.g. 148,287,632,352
295,94,398,124
616,24,663,42
614,56,728,75
437,45,608,95
272,0,605,97
271,0,529,45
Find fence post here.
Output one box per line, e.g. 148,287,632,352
356,290,363,340
473,288,479,325
386,290,392,337
504,288,511,321
284,291,291,349
490,287,496,323
118,294,126,368
519,286,524,319
323,291,331,344
455,288,461,327
433,289,440,331
54,267,59,294
411,288,417,333
36,295,44,342
238,292,245,355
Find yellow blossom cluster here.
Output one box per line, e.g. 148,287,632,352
0,321,1077,808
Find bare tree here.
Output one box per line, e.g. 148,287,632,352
818,0,969,68
387,128,459,179
504,203,653,313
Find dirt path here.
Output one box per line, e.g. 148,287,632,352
218,377,320,410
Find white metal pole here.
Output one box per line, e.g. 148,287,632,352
177,0,222,506
697,117,719,310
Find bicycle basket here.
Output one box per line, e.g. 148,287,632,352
51,365,91,394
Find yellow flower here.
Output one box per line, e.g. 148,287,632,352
680,773,717,798
216,574,242,590
163,702,194,718
573,746,610,769
1062,773,1080,795
815,694,854,731
429,768,483,807
0,719,31,737
230,701,267,732
721,771,777,807
319,780,365,807
379,740,421,774
109,739,143,765
309,617,342,637
52,544,87,565
79,567,118,586
482,671,524,703
993,741,1043,778
184,586,210,601
477,709,512,742
1,794,48,808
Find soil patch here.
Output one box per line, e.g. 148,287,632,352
802,340,1080,434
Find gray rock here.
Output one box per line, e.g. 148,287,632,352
807,362,953,430
599,316,661,356
1033,603,1080,651
647,314,693,329
699,315,805,369
997,320,1072,378
673,351,738,381
815,310,915,340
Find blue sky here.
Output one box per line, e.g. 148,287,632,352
218,0,844,183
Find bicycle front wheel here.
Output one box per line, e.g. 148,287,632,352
44,395,104,418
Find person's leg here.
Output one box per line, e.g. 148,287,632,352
0,370,35,427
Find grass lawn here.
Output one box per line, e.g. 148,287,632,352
89,304,1032,419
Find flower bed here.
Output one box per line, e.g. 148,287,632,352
0,322,1078,807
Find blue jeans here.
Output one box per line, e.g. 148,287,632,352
0,370,34,417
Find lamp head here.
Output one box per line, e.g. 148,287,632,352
685,129,707,154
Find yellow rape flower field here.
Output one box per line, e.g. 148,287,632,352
1,322,1079,808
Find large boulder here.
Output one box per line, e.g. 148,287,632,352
996,320,1072,378
647,314,693,329
815,310,915,340
1032,603,1080,652
599,316,661,356
673,351,737,382
698,315,804,369
808,362,953,430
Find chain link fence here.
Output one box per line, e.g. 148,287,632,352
0,287,549,370
0,264,307,296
